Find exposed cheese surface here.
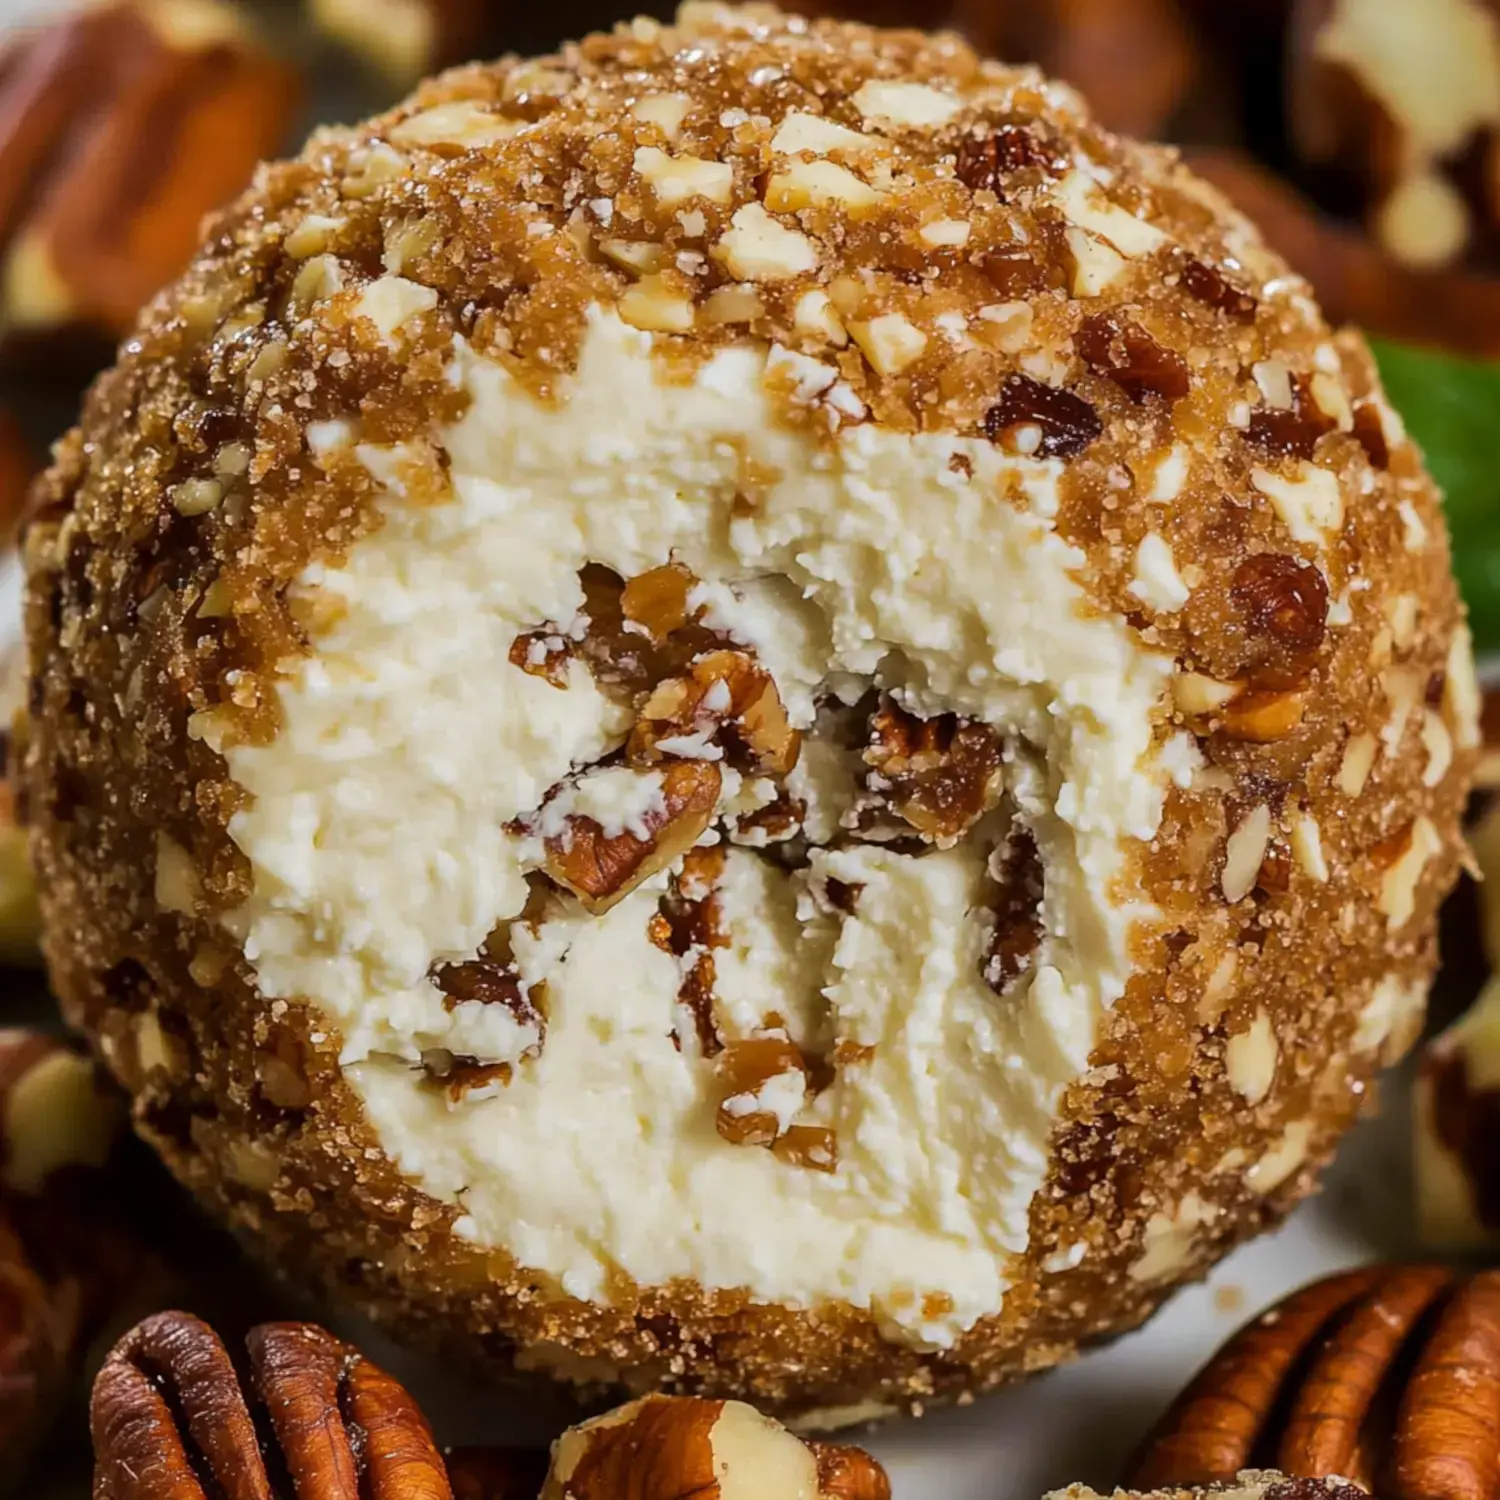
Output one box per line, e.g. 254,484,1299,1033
223,309,1177,1340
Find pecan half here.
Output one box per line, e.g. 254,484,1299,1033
0,0,300,346
541,761,722,914
983,829,1044,992
92,1312,452,1499
858,698,1003,847
1131,1265,1500,1499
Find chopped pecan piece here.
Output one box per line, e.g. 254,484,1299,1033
509,629,573,688
984,375,1103,459
650,846,727,1056
421,1049,514,1102
772,1125,839,1174
734,787,807,845
1179,255,1258,322
1244,378,1337,461
1078,313,1191,403
715,1035,809,1147
515,564,729,702
541,761,722,914
859,698,1003,847
984,830,1044,992
1352,402,1391,469
955,122,1066,194
980,249,1047,298
621,561,694,642
0,0,300,346
630,649,801,777
1218,687,1309,744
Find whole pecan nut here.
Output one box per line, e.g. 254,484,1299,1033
92,1311,454,1499
1130,1265,1500,1500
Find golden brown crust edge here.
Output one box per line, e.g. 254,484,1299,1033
17,2,1475,1417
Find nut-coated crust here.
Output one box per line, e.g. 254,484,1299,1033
19,2,1474,1419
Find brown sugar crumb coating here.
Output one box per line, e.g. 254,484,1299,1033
18,0,1477,1421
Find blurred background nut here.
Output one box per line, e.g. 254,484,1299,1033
541,1393,890,1500
1289,0,1500,273
309,0,493,83
0,1030,123,1494
0,0,300,359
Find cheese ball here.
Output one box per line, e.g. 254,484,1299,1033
20,1,1477,1421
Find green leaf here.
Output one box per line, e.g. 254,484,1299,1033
1372,338,1500,651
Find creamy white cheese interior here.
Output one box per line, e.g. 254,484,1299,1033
219,309,1172,1345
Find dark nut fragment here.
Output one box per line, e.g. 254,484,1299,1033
983,829,1044,992
542,761,722,914
772,1124,839,1174
630,649,801,778
860,698,1003,846
430,954,546,1038
1179,255,1258,322
91,1311,452,1499
0,0,300,346
1231,552,1330,660
1077,313,1191,403
1352,401,1391,469
512,564,726,701
955,122,1066,195
980,249,1048,298
984,375,1103,459
1244,379,1337,461
650,845,727,1057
